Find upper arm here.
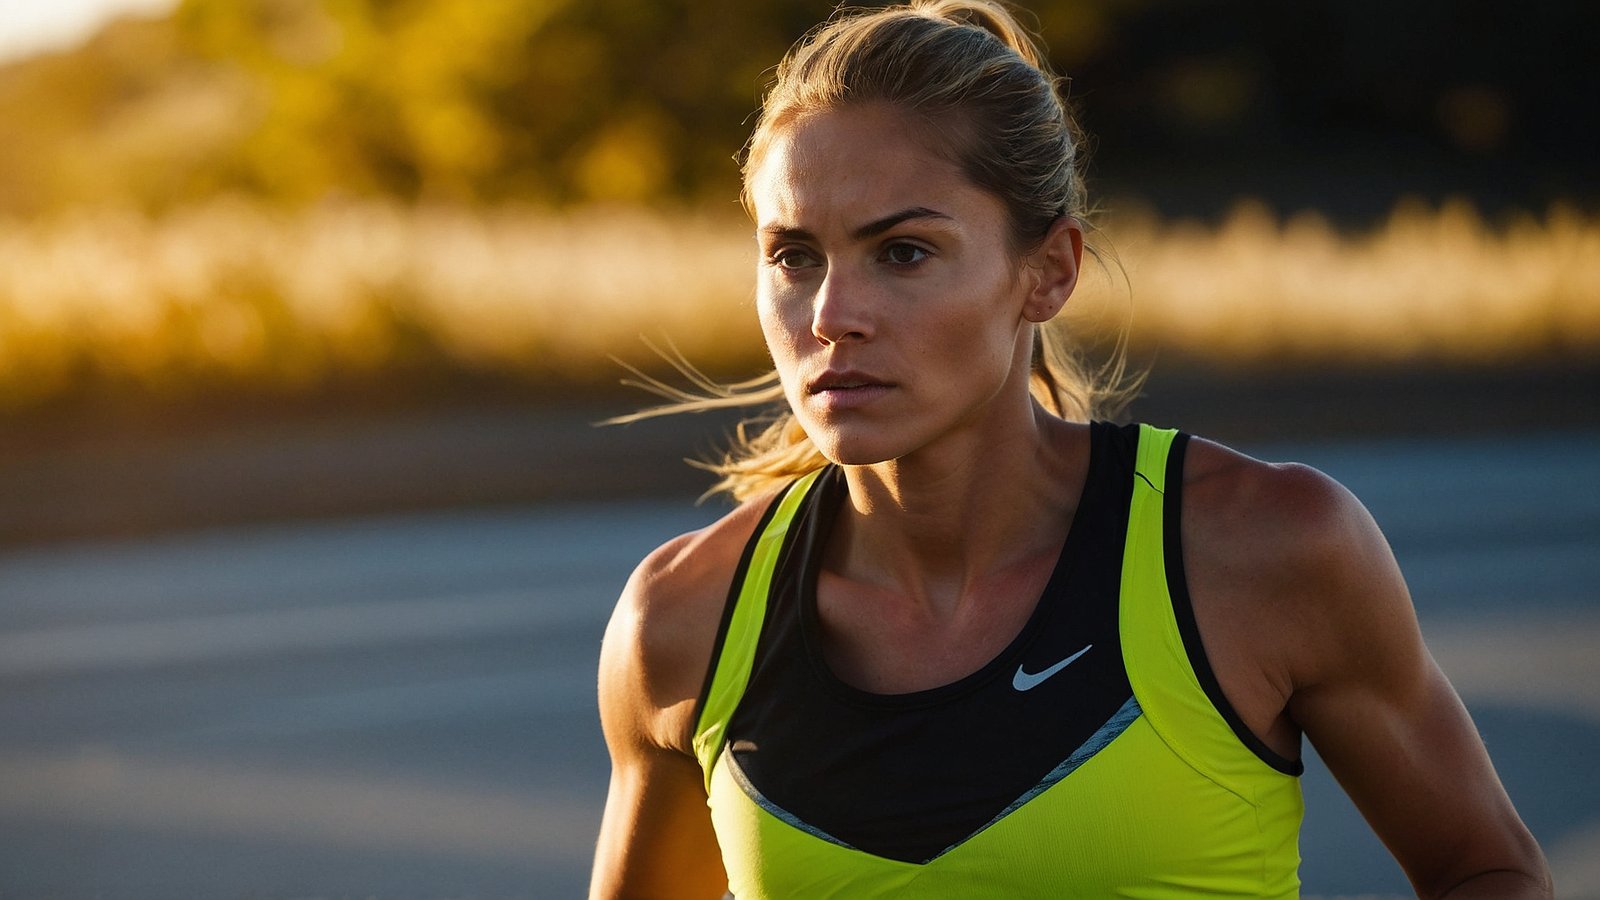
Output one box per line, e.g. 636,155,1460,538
1247,463,1549,896
590,501,772,900
590,554,727,899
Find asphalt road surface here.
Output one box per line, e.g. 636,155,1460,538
1,429,1597,899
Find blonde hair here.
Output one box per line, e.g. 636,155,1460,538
625,0,1136,501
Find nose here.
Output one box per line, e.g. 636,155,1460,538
811,267,873,345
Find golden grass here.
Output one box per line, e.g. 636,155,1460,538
1092,199,1600,365
0,197,1594,410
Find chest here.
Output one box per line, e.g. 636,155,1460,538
694,429,1305,896
724,479,1129,864
811,553,1061,695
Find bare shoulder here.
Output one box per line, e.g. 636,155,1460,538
598,489,783,757
592,495,777,896
1184,432,1349,517
1180,435,1416,691
1183,436,1394,587
1181,438,1550,893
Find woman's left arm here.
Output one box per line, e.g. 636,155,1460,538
1260,463,1552,898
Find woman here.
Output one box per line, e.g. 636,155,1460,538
590,2,1550,897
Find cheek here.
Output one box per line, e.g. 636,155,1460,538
757,285,810,359
925,276,1026,378
756,290,809,407
927,269,1017,342
755,290,785,358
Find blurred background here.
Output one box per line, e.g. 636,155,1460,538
0,0,1595,897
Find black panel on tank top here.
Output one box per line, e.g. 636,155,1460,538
725,421,1142,863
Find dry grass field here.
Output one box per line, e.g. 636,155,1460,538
0,198,1595,412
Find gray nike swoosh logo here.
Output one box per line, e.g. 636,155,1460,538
1012,644,1093,691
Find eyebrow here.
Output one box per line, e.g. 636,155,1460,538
757,207,955,242
851,207,953,240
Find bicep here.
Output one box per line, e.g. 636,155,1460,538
589,564,728,900
1284,486,1545,896
1293,643,1539,895
590,741,726,899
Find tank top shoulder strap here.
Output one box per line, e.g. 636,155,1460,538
692,468,827,789
1119,424,1303,807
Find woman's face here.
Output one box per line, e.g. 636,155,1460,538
748,102,1059,467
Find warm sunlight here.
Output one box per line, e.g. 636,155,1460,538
0,0,176,62
1,199,1594,410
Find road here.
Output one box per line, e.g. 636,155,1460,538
1,429,1597,898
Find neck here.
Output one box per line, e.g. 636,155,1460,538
832,398,1089,617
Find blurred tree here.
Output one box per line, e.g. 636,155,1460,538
0,0,1592,217
173,0,571,203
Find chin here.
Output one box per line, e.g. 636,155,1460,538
823,447,896,467
806,427,909,468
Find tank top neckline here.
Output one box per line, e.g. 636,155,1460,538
793,421,1112,709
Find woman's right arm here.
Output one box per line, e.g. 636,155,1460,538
590,510,764,899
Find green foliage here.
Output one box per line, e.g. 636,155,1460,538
172,0,571,202
5,0,1588,216
0,0,883,213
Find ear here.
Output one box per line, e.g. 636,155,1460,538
1021,216,1083,324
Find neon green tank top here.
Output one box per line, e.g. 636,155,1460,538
693,424,1303,897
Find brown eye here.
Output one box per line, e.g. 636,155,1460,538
882,243,929,265
773,248,819,270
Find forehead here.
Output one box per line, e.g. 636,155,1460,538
748,104,976,228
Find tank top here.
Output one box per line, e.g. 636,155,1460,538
692,423,1304,898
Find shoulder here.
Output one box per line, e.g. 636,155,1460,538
1180,435,1389,582
1178,435,1413,690
598,487,787,757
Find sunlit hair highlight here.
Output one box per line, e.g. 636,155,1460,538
620,0,1138,501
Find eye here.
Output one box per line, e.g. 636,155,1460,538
881,242,929,266
769,246,820,270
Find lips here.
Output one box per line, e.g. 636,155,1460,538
807,369,894,410
808,369,891,394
